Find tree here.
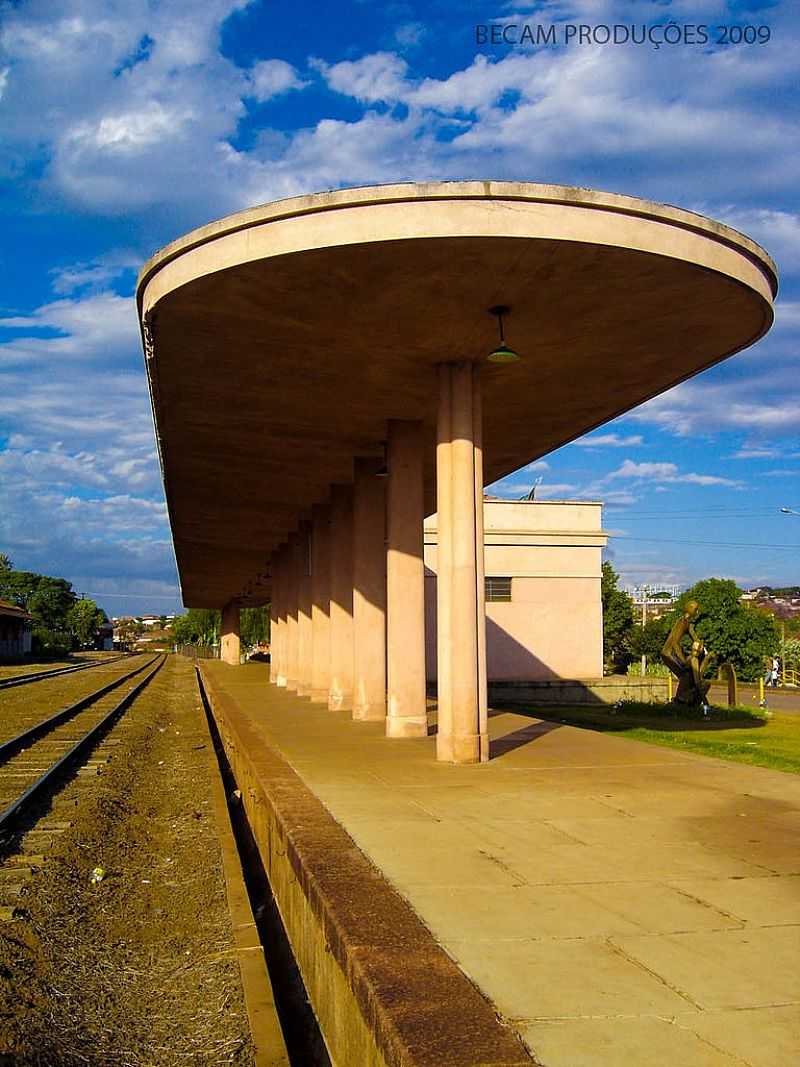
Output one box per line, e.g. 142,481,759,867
666,578,779,682
241,606,270,650
601,561,634,674
170,609,220,646
626,616,670,660
67,598,104,647
27,577,77,631
0,553,12,574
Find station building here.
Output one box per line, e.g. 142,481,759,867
138,180,776,764
0,599,33,660
425,499,606,683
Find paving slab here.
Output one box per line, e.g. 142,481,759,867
611,926,800,1010
205,663,800,1066
522,1014,748,1067
680,1006,800,1067
670,874,800,925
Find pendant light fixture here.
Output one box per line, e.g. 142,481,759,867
487,305,519,363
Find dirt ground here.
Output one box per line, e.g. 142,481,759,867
0,656,255,1067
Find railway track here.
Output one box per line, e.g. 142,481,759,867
0,653,129,691
0,654,166,919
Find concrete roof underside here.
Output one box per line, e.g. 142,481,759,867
137,182,777,609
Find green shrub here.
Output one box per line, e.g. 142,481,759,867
31,627,70,657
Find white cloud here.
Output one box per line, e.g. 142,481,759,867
0,290,138,366
573,433,644,448
2,2,797,222
311,52,409,103
0,444,108,489
248,59,307,102
715,209,800,273
607,460,677,480
604,459,740,487
394,22,426,50
489,480,577,498
601,491,637,507
731,447,779,459
630,369,800,438
0,0,252,216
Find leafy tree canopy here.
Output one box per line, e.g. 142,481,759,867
170,605,270,651
66,598,106,646
601,561,634,673
0,568,77,632
626,616,671,660
241,606,270,650
666,578,779,681
170,608,221,647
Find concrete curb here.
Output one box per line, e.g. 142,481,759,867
193,668,290,1067
198,664,538,1067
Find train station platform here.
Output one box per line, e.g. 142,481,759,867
200,661,800,1067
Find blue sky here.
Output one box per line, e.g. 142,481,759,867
1,0,798,617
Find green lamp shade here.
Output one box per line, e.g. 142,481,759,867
487,342,520,363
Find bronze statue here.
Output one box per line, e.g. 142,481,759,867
661,600,716,706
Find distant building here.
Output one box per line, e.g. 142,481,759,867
424,499,607,681
0,599,33,660
624,584,682,604
95,621,114,652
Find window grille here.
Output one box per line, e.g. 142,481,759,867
485,577,512,602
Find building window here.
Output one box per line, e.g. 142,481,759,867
485,577,512,602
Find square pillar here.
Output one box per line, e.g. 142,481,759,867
436,363,488,763
353,458,387,722
297,520,313,697
269,551,278,684
285,532,301,690
386,419,427,738
220,601,240,666
328,484,354,711
310,503,331,703
275,544,288,687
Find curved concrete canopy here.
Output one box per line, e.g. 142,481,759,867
137,181,777,608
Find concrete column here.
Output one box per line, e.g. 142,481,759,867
435,363,488,763
328,485,353,711
473,366,489,742
220,601,240,666
352,458,387,722
285,532,300,691
386,420,427,738
297,520,313,697
275,544,288,687
310,503,332,703
436,366,454,757
269,551,278,684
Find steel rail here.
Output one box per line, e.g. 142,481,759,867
0,654,130,691
0,655,166,836
0,655,158,766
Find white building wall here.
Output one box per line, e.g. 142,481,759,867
425,500,607,682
